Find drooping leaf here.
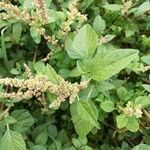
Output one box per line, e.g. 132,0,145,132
70,100,99,137
89,49,139,81
67,24,98,59
0,129,26,150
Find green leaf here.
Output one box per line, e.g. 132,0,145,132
141,54,150,65
134,1,150,16
67,24,98,59
117,86,132,101
103,4,121,11
116,114,128,129
30,27,41,44
30,145,47,150
11,109,34,133
126,116,139,132
0,129,26,150
93,15,106,36
135,96,150,108
72,138,81,148
70,100,99,137
132,144,150,150
34,61,62,83
142,84,150,92
12,23,22,44
89,49,139,81
35,132,48,145
100,100,114,112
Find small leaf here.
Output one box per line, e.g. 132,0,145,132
116,114,128,129
70,100,99,137
126,116,139,132
30,27,41,44
93,15,106,36
67,24,98,59
100,100,114,112
0,129,26,150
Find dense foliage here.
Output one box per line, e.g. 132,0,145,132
0,0,150,149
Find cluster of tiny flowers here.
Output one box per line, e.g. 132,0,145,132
0,75,88,109
123,101,143,118
0,2,31,23
23,64,32,78
43,35,58,46
59,0,87,37
0,1,57,46
121,0,133,15
32,0,49,25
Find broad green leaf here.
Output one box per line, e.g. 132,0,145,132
100,100,114,112
132,144,150,150
30,27,41,44
135,96,150,108
126,116,139,132
116,114,128,129
70,100,99,137
67,24,98,59
35,132,48,145
93,15,106,36
0,129,26,150
117,87,132,101
11,109,34,133
89,49,139,81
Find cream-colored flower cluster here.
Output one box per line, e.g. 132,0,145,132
59,0,87,37
32,0,49,25
123,101,143,118
0,2,31,23
0,73,88,109
0,1,57,46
